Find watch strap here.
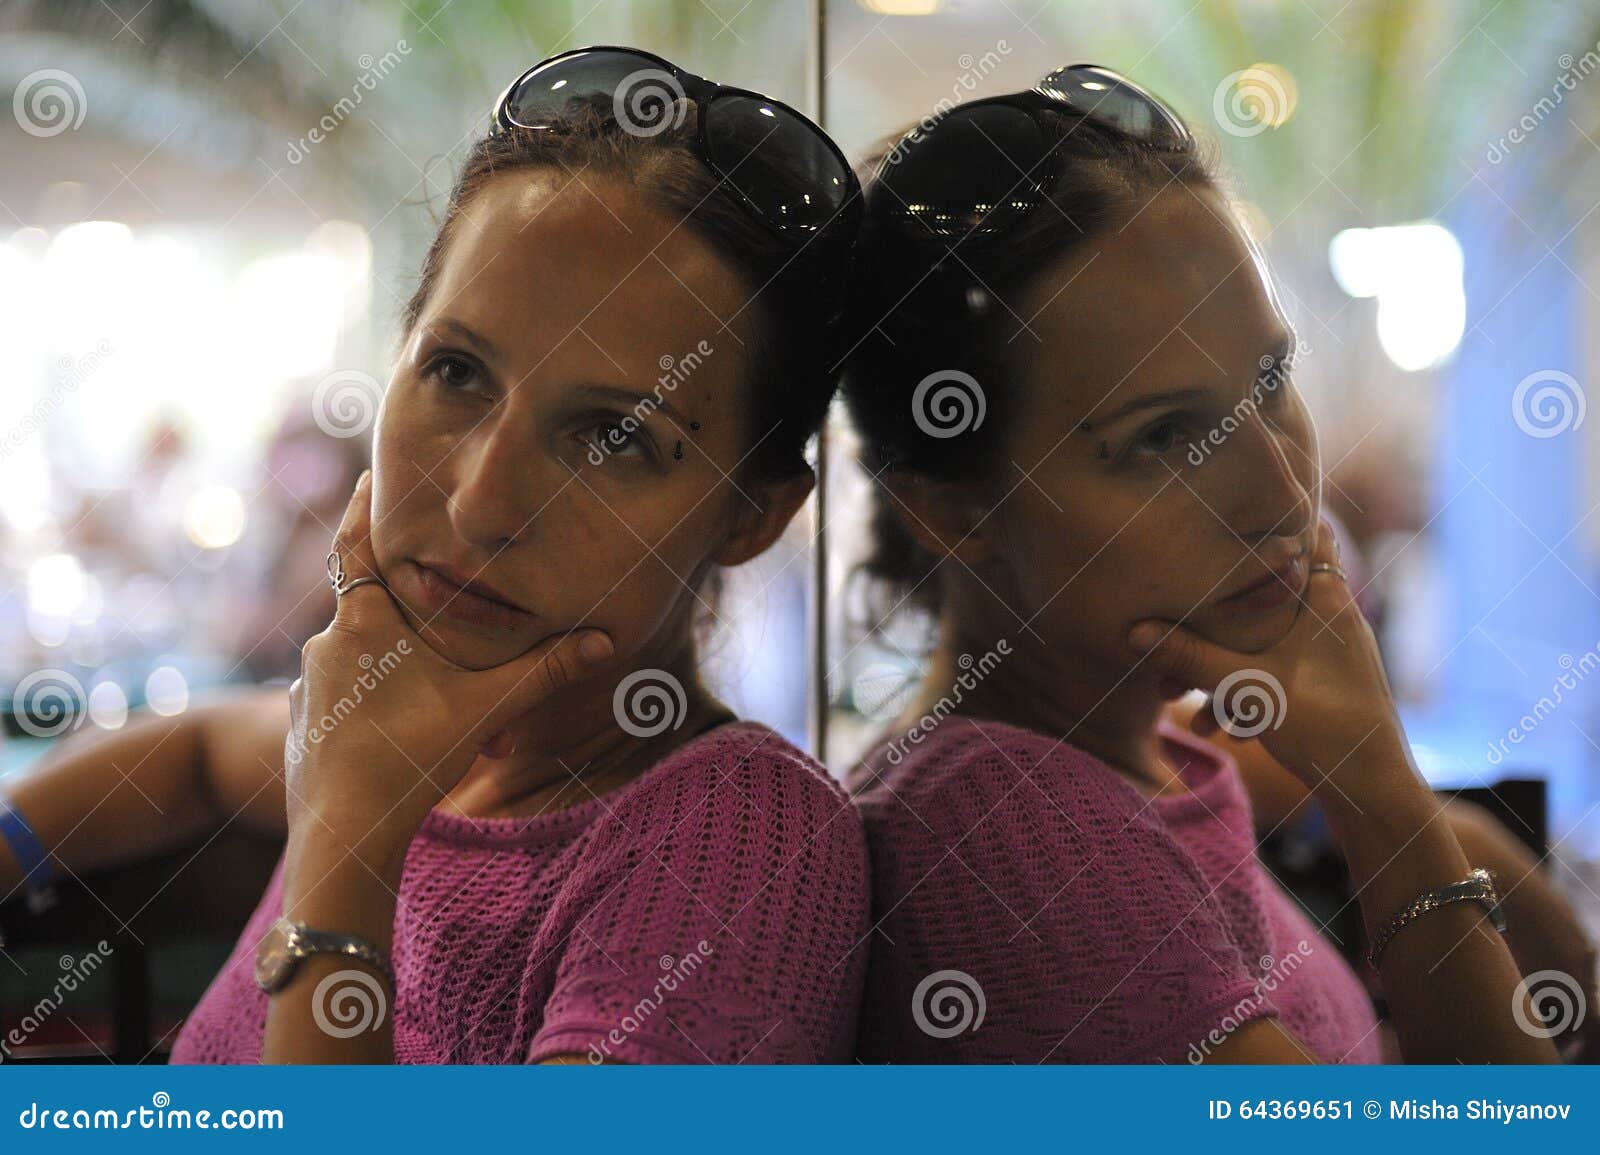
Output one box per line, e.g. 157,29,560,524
256,917,395,993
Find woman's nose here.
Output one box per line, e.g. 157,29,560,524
1212,406,1315,541
444,416,543,551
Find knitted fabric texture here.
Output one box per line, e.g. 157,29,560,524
170,721,869,1064
847,714,1382,1064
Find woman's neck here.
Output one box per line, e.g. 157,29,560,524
894,594,1176,793
438,644,735,822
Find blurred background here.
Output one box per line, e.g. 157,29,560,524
3,0,1600,1054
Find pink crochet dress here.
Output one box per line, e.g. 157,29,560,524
170,721,869,1064
848,714,1383,1063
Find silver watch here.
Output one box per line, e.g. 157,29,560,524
254,917,395,994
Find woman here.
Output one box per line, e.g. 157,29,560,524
0,48,868,1064
841,65,1560,1063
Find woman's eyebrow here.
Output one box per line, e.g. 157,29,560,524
428,318,505,364
1082,386,1208,430
572,383,693,431
1083,332,1299,431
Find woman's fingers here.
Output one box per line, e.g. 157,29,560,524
330,469,379,579
474,627,616,736
1128,618,1246,697
1301,517,1356,614
479,729,518,759
327,469,399,631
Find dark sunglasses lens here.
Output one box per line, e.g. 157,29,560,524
1039,65,1188,145
880,104,1047,238
505,49,685,132
702,95,850,232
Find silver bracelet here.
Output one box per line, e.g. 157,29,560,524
1365,866,1507,972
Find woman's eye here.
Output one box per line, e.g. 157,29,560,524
584,419,649,462
1128,416,1190,458
428,355,480,391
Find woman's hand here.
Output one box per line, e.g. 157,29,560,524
283,470,616,855
1130,518,1413,811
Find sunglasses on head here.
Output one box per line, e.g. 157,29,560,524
876,64,1192,241
493,46,860,272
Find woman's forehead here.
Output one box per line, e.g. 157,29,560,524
421,172,747,380
1017,190,1288,406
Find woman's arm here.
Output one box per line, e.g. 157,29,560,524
1165,693,1598,1057
1135,522,1558,1064
0,688,291,899
1200,769,1551,1065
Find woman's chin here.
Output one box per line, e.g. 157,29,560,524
390,604,525,670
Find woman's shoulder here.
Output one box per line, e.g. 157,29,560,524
606,719,863,850
849,713,1147,821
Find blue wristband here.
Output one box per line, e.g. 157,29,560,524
0,797,58,914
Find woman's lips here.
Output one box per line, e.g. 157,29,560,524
407,560,532,631
1217,554,1309,612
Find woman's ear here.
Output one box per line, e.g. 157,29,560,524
714,468,816,567
884,469,995,567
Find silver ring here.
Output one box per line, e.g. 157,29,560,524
1310,562,1347,582
326,549,382,597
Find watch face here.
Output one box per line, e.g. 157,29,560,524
254,920,297,991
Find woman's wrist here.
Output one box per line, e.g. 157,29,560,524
281,819,411,950
1299,722,1427,824
1321,776,1480,936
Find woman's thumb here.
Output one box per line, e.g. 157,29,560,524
487,628,615,720
1128,619,1231,691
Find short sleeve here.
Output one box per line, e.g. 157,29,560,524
859,726,1278,1063
528,729,870,1064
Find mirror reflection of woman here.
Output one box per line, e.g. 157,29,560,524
842,66,1573,1063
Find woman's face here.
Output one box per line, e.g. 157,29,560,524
984,185,1320,664
368,169,791,672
